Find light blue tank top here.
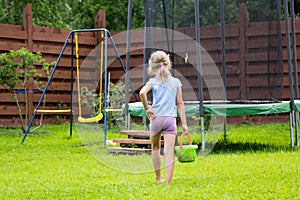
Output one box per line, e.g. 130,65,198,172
146,75,182,117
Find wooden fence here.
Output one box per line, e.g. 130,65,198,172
0,3,299,127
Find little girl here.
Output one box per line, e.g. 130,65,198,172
139,50,188,184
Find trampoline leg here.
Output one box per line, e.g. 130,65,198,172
126,112,131,130
295,112,299,146
200,117,205,151
289,111,295,148
223,118,227,141
143,116,147,131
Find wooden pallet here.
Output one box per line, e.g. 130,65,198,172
107,130,164,155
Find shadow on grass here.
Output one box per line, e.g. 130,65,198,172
204,140,295,154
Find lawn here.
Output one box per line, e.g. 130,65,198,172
0,122,299,199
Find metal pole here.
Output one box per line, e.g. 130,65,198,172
284,0,295,147
194,0,205,151
290,0,299,146
143,1,152,130
125,0,133,129
143,0,151,86
103,30,108,148
220,0,227,140
162,0,170,52
69,33,74,137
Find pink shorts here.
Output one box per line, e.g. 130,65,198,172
149,116,177,136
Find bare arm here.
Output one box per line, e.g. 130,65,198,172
139,84,155,120
176,87,188,134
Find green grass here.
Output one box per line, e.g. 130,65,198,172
0,123,299,199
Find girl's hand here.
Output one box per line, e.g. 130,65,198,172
182,124,188,134
146,109,156,120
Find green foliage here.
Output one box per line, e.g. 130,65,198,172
0,48,55,89
0,47,55,132
79,81,127,129
108,81,127,109
80,86,100,114
107,81,128,129
0,0,145,31
0,0,74,29
66,0,145,31
0,47,55,90
144,0,287,28
0,0,299,31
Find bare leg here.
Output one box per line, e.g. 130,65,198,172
163,133,176,184
151,132,162,182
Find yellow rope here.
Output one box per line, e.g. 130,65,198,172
75,32,104,123
99,31,104,113
75,33,82,118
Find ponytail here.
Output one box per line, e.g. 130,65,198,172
148,51,171,83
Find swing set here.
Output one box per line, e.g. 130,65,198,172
21,28,138,144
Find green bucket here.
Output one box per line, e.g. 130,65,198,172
175,133,198,163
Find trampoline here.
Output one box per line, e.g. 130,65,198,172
122,0,299,150
124,100,300,150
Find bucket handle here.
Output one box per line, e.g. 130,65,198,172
179,133,192,149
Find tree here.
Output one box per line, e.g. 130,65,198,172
0,1,299,31
0,48,55,132
0,0,145,31
0,0,73,29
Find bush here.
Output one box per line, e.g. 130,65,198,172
0,48,55,132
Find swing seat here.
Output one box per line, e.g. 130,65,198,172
78,113,103,123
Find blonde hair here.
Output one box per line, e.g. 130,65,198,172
148,50,171,83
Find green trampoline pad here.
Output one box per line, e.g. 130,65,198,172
124,100,300,117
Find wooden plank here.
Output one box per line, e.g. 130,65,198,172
108,58,142,69
120,130,151,136
33,93,71,103
106,147,151,155
106,45,143,57
247,51,280,62
247,21,280,36
44,55,71,66
0,29,26,39
247,36,280,49
200,24,231,39
44,81,71,91
0,105,26,115
113,138,152,145
0,24,23,31
33,44,72,55
246,62,281,74
110,29,144,44
0,42,26,51
34,26,71,35
33,32,70,43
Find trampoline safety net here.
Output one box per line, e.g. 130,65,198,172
144,0,283,103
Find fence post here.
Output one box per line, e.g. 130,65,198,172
94,10,106,45
94,10,106,29
238,3,249,100
22,4,34,126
